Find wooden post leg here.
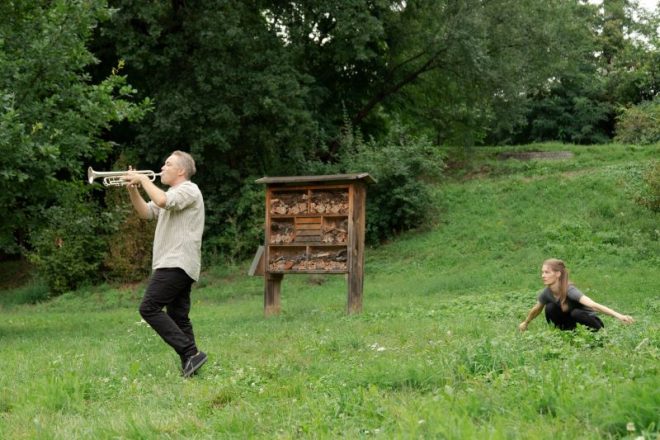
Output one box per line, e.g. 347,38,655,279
347,270,363,314
264,273,283,316
347,182,365,314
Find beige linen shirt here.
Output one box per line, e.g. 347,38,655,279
146,180,204,281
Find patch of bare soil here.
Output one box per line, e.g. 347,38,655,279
498,151,574,161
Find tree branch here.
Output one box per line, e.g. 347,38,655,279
353,50,443,125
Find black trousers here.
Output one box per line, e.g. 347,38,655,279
139,268,198,359
545,302,604,331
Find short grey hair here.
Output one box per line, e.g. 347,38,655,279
171,150,196,179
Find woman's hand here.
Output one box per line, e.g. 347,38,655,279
519,302,544,332
616,314,634,324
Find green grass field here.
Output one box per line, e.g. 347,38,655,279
1,143,658,439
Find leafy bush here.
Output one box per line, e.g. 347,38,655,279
103,208,155,283
101,188,155,283
635,162,660,214
643,161,660,212
309,122,446,244
28,190,117,294
203,179,265,263
614,98,660,145
514,73,612,145
625,161,660,212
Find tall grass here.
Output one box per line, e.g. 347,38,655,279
0,278,50,307
0,143,658,439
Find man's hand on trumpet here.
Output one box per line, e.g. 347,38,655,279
123,166,148,188
125,165,168,209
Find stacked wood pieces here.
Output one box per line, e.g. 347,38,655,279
310,191,348,214
294,217,322,243
270,220,294,244
322,218,348,244
268,249,348,272
270,192,308,215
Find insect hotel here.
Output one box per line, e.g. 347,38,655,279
253,174,375,316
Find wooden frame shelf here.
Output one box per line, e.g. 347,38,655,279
255,173,374,315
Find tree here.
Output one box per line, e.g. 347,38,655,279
601,0,659,105
266,0,596,146
501,0,659,144
0,1,148,260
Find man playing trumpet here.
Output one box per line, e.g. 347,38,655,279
124,150,207,377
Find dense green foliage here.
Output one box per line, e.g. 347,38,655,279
506,0,659,144
27,191,116,294
1,144,657,438
0,1,150,256
641,160,660,212
622,158,660,213
308,122,446,243
521,70,612,144
615,97,660,145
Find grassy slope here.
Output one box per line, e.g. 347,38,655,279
0,143,658,439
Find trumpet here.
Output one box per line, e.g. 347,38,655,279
87,167,162,187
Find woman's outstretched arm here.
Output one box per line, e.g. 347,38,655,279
519,302,544,331
579,295,634,324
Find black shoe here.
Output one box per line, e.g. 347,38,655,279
180,355,200,376
182,351,207,378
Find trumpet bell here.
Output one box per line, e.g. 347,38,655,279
87,167,97,184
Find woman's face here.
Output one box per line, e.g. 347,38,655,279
541,264,561,286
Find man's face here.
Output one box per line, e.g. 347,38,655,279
160,155,183,186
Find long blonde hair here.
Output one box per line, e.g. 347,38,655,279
544,258,570,311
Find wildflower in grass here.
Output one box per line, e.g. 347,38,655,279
634,338,649,351
369,342,386,352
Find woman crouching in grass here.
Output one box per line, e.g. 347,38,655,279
519,258,634,332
